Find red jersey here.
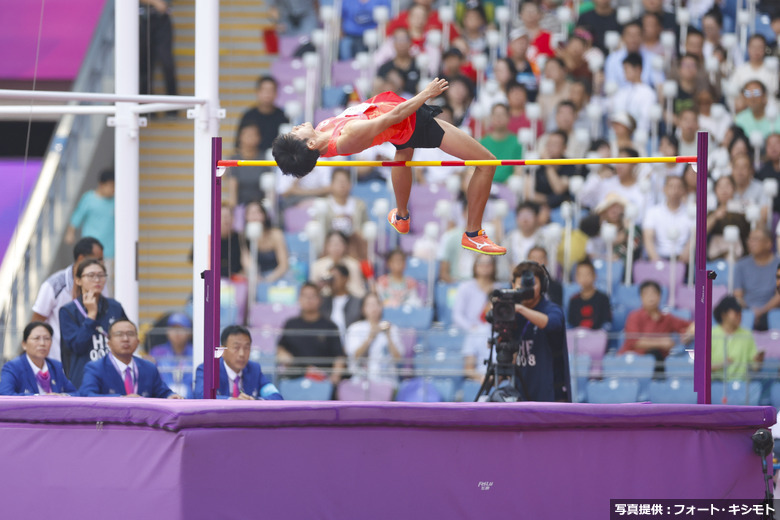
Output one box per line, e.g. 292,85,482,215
316,91,416,157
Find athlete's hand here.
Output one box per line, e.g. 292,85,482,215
423,78,448,99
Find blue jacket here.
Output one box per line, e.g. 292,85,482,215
0,355,77,396
193,358,283,400
80,354,174,398
59,296,127,389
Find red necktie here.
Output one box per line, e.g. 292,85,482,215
232,375,240,398
124,367,134,395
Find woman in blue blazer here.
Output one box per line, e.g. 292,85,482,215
59,259,127,388
0,321,76,396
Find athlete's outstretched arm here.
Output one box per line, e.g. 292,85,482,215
337,78,449,154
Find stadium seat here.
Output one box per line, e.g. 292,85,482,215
664,354,694,379
414,347,464,378
562,282,581,319
592,258,624,295
256,280,300,304
404,257,439,284
435,282,458,326
279,377,334,401
633,260,686,289
754,359,780,405
753,330,780,358
568,353,591,403
768,310,780,331
284,231,310,259
461,379,483,402
740,309,755,330
249,327,280,354
431,377,458,402
566,328,608,378
586,378,640,404
337,379,395,401
770,382,780,409
705,260,729,286
283,201,315,233
424,327,464,353
383,305,433,330
710,380,762,406
249,302,300,329
674,284,727,316
351,181,390,210
602,353,655,401
395,377,443,402
667,307,692,321
648,378,697,404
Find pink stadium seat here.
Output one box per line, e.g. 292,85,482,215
249,327,279,354
753,330,780,359
330,61,361,87
249,302,300,329
283,201,314,233
566,328,608,378
674,284,727,315
337,379,395,401
632,260,686,289
278,35,306,59
270,59,305,85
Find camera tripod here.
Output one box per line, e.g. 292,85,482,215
473,333,530,402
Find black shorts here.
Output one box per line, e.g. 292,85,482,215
395,104,444,150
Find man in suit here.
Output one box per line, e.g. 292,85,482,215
320,264,363,340
80,319,182,398
194,325,282,400
0,321,77,396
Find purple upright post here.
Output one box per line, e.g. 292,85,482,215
203,137,222,399
694,131,712,404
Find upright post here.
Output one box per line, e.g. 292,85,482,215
203,138,222,399
114,0,140,323
192,0,221,378
694,131,712,404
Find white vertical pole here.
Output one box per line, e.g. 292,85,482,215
115,0,140,324
193,0,221,371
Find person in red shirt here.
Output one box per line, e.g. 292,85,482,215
518,1,555,64
272,78,505,255
620,281,694,366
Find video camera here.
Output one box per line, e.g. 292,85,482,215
485,270,536,364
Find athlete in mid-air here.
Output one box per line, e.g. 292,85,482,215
272,78,506,255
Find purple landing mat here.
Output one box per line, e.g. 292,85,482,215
0,398,773,519
0,159,42,259
0,0,105,80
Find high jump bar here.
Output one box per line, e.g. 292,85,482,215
218,156,697,168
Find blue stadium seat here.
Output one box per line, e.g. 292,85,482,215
710,380,762,405
767,309,780,331
741,309,755,330
756,359,780,405
424,327,463,352
279,377,333,400
414,347,464,377
770,382,780,409
404,257,439,284
285,231,310,259
664,355,694,379
562,282,581,321
395,377,443,402
586,378,640,403
592,258,624,295
461,379,483,402
568,353,591,403
383,305,434,330
602,353,656,401
705,260,729,286
435,282,458,326
431,377,458,402
648,378,697,404
352,181,391,210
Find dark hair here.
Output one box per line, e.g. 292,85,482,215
516,200,540,215
622,52,643,69
23,321,53,343
715,174,736,191
73,237,103,261
98,169,114,184
743,79,767,94
557,100,576,113
576,259,595,273
748,33,767,47
512,260,548,293
359,292,383,320
331,263,350,279
546,57,566,70
325,230,349,247
639,280,661,295
245,200,272,228
108,319,137,336
713,295,741,325
221,324,251,345
641,11,664,28
472,255,497,281
589,138,609,151
703,5,723,27
528,245,547,259
550,129,569,147
331,167,351,183
491,102,510,114
728,134,755,159
506,80,528,95
386,248,406,262
679,53,700,66
660,134,679,153
272,134,321,178
300,282,320,297
449,75,476,100
75,258,106,278
622,20,642,34
255,75,278,90
495,57,518,79
686,26,703,40
619,147,639,158
665,174,685,187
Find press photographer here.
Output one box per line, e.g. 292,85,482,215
504,261,571,402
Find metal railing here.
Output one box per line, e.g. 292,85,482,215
0,1,115,361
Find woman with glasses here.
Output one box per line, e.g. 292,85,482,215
59,259,127,389
0,321,77,396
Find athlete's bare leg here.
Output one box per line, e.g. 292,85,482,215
391,147,414,218
436,120,496,233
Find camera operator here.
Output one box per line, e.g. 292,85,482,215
510,261,571,402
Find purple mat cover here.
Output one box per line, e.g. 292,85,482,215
0,398,773,519
0,159,42,259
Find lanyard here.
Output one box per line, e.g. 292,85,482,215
73,298,108,338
